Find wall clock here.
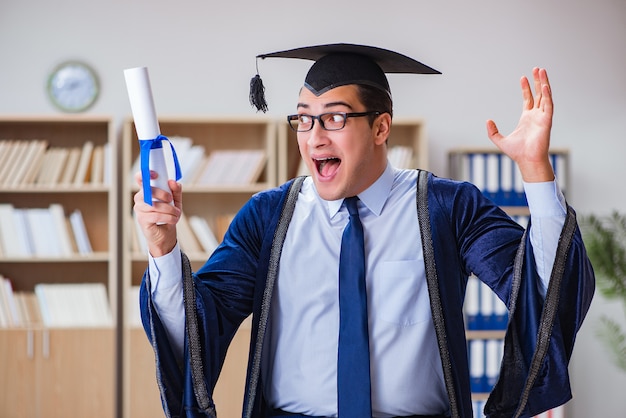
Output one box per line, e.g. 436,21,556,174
47,61,99,112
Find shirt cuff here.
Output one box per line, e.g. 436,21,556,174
523,178,567,217
148,241,182,293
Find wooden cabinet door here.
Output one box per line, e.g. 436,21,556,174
0,329,39,418
128,328,163,418
212,325,250,418
128,325,250,418
37,329,115,418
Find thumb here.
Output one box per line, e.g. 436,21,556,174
486,120,503,143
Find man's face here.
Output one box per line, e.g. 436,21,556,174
296,85,389,201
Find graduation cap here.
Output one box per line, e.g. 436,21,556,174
250,43,441,112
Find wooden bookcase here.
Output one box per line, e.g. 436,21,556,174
277,117,428,183
0,115,118,418
448,148,569,416
121,116,277,418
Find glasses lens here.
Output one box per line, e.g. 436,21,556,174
320,113,346,131
291,115,314,132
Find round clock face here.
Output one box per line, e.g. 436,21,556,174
47,61,99,112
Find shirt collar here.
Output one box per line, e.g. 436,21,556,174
325,162,394,218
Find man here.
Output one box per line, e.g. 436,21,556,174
135,44,594,418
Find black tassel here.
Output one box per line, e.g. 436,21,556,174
249,74,268,113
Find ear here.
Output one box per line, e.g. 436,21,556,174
373,112,392,146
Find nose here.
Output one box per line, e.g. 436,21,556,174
305,120,329,148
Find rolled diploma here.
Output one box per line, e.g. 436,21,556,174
124,66,170,201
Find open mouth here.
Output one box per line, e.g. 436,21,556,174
315,157,341,178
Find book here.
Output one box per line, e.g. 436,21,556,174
0,275,10,327
131,213,148,254
69,209,93,254
195,149,266,185
127,286,142,328
0,140,27,186
189,215,219,254
179,144,206,185
90,145,104,185
388,145,414,169
1,277,21,327
469,339,486,393
34,148,56,186
25,207,60,257
60,147,82,186
464,275,480,330
177,212,203,253
49,203,74,256
47,147,70,185
73,141,94,185
8,140,47,187
0,203,33,257
12,291,42,327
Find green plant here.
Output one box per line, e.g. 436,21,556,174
581,211,626,372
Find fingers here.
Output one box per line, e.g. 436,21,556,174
520,75,534,111
133,194,180,226
532,67,553,111
134,169,157,186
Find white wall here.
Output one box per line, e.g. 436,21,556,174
2,0,625,415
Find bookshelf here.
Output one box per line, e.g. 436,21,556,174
0,115,117,418
121,116,278,418
277,116,428,182
449,148,569,417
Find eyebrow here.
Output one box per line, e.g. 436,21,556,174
296,100,354,111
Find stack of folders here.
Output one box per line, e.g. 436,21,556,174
452,152,567,206
469,338,504,393
464,275,508,331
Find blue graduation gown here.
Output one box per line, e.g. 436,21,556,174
139,171,594,418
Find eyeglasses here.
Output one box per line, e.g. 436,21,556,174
286,111,382,132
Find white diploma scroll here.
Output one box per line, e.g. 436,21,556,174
123,66,170,201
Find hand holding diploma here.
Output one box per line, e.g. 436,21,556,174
125,66,182,256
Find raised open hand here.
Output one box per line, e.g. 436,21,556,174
486,67,555,183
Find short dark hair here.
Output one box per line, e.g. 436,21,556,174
356,84,393,126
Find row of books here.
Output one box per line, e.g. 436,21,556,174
0,139,109,188
131,212,231,255
0,278,113,328
130,136,266,186
0,276,35,327
472,401,564,418
450,152,567,206
0,203,92,258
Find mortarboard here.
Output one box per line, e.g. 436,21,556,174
250,43,441,112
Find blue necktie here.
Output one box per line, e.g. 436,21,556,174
337,196,372,417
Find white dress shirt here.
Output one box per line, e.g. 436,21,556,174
148,163,567,417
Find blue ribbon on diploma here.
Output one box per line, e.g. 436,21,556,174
139,135,182,205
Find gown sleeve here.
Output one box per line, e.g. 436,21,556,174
138,188,280,418
485,205,595,418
